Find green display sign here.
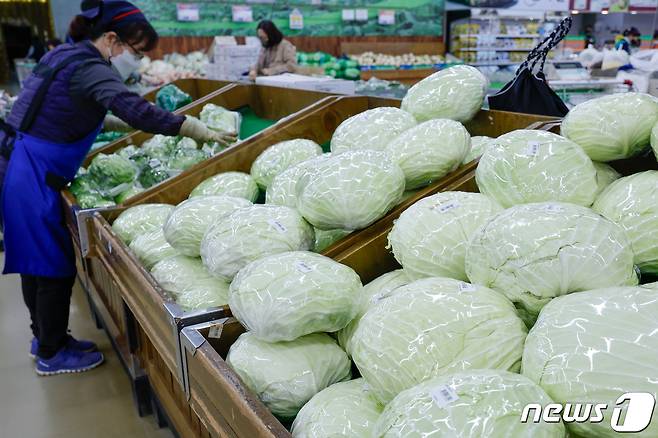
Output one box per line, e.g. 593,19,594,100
133,0,444,37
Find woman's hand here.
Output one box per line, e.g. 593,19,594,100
179,116,237,146
261,67,273,76
103,114,132,132
248,70,257,81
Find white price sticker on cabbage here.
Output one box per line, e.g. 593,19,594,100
476,130,598,208
112,204,174,245
188,171,259,202
466,202,638,327
351,277,527,404
229,251,362,342
250,139,323,189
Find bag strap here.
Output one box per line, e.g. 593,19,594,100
516,17,573,75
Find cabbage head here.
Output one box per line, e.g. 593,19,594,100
389,192,502,281
385,119,470,190
151,255,229,304
593,171,658,274
561,93,658,161
142,134,178,160
375,370,566,438
114,185,144,204
251,139,322,189
200,204,314,281
522,286,658,438
111,204,174,244
176,283,230,311
291,379,383,438
466,202,638,326
229,251,361,342
226,332,351,421
189,171,259,201
313,227,351,253
401,65,488,123
593,161,620,196
476,130,598,208
463,136,493,164
336,269,412,357
297,150,405,230
163,196,251,257
652,120,658,159
266,155,331,208
199,103,240,134
330,107,417,154
88,153,137,190
167,146,208,171
129,228,177,270
351,277,527,404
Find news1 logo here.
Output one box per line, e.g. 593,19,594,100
521,392,656,433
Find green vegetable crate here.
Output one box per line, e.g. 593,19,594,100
78,97,557,437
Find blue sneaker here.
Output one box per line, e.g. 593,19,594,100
36,348,104,376
29,336,98,360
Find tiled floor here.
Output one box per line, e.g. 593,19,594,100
0,253,174,438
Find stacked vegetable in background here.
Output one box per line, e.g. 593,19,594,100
296,51,360,80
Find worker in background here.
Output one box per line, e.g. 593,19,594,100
248,20,297,80
615,27,641,54
0,0,235,377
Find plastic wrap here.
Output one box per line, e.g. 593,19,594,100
291,379,383,438
128,228,177,270
111,204,174,244
561,93,658,162
188,171,259,201
351,277,527,404
476,130,598,208
463,135,493,164
522,286,658,438
593,171,658,274
375,370,566,438
114,185,144,204
176,283,230,311
401,65,488,123
163,196,251,257
151,255,229,304
384,119,470,190
229,251,361,342
312,227,351,253
297,150,405,231
142,135,178,161
466,202,638,326
593,161,620,196
155,84,192,112
652,120,658,160
389,192,502,282
336,269,412,357
200,204,314,281
226,332,352,421
88,153,137,190
250,139,323,189
266,154,331,208
199,103,241,134
330,107,417,154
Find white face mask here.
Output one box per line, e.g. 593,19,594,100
108,42,141,81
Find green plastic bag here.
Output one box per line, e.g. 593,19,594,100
155,84,193,112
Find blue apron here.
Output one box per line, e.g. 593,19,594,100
1,125,101,278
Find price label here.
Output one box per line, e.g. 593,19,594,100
378,10,395,25
371,292,386,304
525,141,540,157
177,4,200,22
458,282,477,292
430,385,460,408
208,325,223,339
434,202,459,213
232,5,253,23
543,204,565,213
295,261,313,273
289,9,304,30
267,219,287,234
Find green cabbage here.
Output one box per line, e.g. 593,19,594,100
652,120,658,159
189,171,259,201
114,185,144,204
200,205,314,281
463,135,494,164
476,130,598,208
250,139,322,189
297,150,405,231
111,204,174,244
142,135,178,160
330,107,417,154
76,193,116,209
561,93,658,161
375,370,566,438
351,277,527,404
164,195,252,257
466,202,638,326
291,379,383,438
151,255,229,303
175,137,198,150
88,153,136,190
128,228,177,270
385,119,470,190
522,286,658,438
229,251,362,342
138,161,169,189
313,227,351,253
266,155,331,208
226,332,352,420
176,285,230,311
389,192,502,281
593,161,621,196
117,145,139,160
401,65,488,123
168,147,207,171
199,103,240,134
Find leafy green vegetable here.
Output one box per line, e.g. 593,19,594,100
88,153,137,190
155,84,193,112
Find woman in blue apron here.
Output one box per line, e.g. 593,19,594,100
0,0,235,376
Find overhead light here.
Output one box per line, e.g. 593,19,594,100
571,10,580,14
601,9,609,14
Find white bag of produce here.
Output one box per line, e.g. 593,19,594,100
251,139,323,189
330,107,416,154
112,204,174,244
297,150,405,231
199,103,240,134
226,332,351,420
351,277,527,404
389,192,502,281
462,135,493,164
375,370,566,438
129,228,177,270
266,154,331,208
466,202,638,326
401,65,488,123
163,195,251,257
291,379,383,438
384,119,470,190
523,286,658,438
200,204,314,280
188,171,259,201
561,93,658,161
229,251,362,342
476,130,598,208
593,171,658,274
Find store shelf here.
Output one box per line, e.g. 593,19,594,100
470,61,522,66
456,34,540,38
458,48,533,52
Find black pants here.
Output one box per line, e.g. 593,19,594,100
21,274,76,358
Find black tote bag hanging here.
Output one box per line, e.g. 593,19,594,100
488,17,572,117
